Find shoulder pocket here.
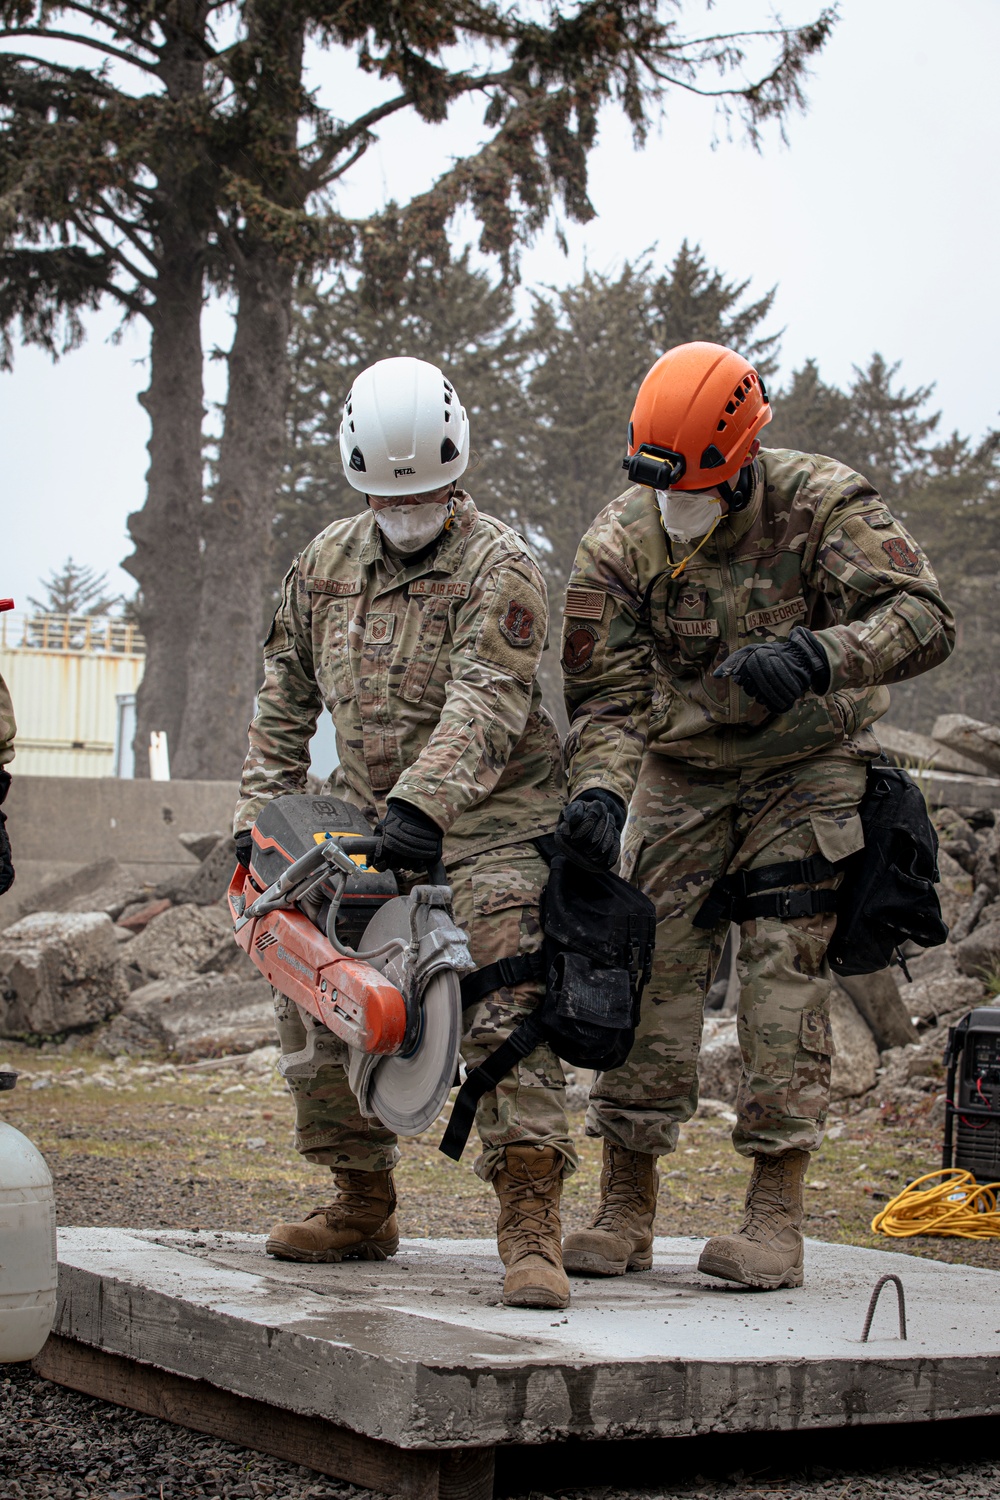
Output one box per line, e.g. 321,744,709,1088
473,566,546,686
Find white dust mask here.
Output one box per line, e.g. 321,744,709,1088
658,489,724,542
373,501,450,554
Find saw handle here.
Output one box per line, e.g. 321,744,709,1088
339,837,448,888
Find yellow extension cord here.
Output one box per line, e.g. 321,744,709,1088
871,1168,1000,1239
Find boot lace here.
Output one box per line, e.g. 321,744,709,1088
591,1150,650,1232
498,1161,562,1260
308,1170,394,1227
739,1157,794,1243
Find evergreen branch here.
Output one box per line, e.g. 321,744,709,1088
92,194,160,272
0,27,161,76
0,50,120,92
54,1,160,56
69,210,157,294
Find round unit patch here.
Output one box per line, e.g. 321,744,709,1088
563,624,599,675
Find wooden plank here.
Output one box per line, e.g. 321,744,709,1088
439,1447,496,1500
32,1334,491,1500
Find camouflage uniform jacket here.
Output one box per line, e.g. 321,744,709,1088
562,447,954,803
0,672,14,767
236,492,565,865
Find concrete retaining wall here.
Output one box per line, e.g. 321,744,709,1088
5,777,239,867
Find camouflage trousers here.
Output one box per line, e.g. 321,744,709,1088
588,751,869,1160
273,842,575,1183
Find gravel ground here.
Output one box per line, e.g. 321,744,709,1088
6,1360,1000,1500
3,1040,1000,1497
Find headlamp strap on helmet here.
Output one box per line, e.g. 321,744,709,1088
623,443,685,491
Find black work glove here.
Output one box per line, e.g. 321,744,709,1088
714,625,831,714
554,788,627,872
0,771,13,896
373,800,443,874
234,830,254,870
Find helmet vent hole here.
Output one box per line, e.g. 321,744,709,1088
441,437,460,463
725,401,736,415
717,420,727,432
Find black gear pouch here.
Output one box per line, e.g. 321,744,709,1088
439,852,656,1159
827,760,948,977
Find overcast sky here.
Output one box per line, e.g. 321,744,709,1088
2,0,998,606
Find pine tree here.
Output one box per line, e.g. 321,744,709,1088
27,559,120,617
764,358,850,458
2,1,837,776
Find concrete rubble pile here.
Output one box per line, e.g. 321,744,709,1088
0,833,272,1060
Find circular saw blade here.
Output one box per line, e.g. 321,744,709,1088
355,895,463,1137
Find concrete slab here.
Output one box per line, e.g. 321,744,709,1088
48,1229,1000,1450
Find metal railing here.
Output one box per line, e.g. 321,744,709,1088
0,611,145,656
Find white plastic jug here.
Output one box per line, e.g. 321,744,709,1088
0,1070,57,1361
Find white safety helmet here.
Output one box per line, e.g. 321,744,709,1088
339,356,470,496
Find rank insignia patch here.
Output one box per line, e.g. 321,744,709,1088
499,599,535,647
881,536,922,575
563,624,598,674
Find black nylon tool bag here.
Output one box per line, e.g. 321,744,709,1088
827,760,948,977
538,854,656,1069
438,853,657,1160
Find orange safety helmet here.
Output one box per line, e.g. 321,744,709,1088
624,341,771,495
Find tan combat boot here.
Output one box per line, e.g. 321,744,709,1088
562,1142,658,1276
492,1144,570,1309
698,1149,809,1290
266,1168,399,1263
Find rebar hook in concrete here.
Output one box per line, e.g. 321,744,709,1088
860,1273,907,1342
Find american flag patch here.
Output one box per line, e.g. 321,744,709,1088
565,588,605,620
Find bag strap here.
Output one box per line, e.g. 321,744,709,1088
459,950,545,1011
736,887,839,922
439,1013,544,1161
693,852,838,929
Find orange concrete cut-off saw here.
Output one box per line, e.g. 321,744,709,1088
229,795,473,1134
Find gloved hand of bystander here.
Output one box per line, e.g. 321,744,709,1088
554,789,627,872
714,625,831,714
373,800,443,873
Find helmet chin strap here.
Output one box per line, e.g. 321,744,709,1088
717,458,757,512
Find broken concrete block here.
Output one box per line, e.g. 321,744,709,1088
124,903,233,982
17,859,123,918
955,916,1000,981
835,969,918,1050
697,1017,741,1105
896,950,984,1026
157,837,236,907
99,973,275,1061
933,715,1000,777
878,724,986,777
0,912,128,1036
178,831,227,862
117,897,172,933
829,987,880,1100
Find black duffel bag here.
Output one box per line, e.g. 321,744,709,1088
439,850,656,1160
